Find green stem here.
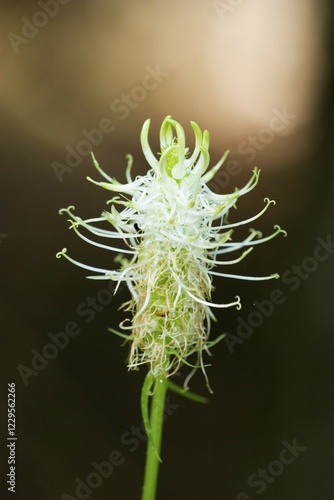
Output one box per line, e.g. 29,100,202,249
141,375,168,500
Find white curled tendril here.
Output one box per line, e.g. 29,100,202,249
57,116,286,391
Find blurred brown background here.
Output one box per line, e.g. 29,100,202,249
1,1,334,499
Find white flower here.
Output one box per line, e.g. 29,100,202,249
57,116,286,389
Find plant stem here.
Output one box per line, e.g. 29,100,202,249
141,375,168,500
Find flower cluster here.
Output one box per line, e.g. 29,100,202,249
57,116,285,388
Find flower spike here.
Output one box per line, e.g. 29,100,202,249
57,116,285,388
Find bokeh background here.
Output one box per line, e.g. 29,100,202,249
1,1,334,498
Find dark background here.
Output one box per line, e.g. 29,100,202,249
1,1,334,499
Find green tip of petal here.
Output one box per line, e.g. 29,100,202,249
56,248,67,259
59,205,75,216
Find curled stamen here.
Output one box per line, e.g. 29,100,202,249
70,223,135,255
56,248,112,275
203,247,253,267
185,290,241,310
215,198,276,230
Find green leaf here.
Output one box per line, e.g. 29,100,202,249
167,380,209,404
